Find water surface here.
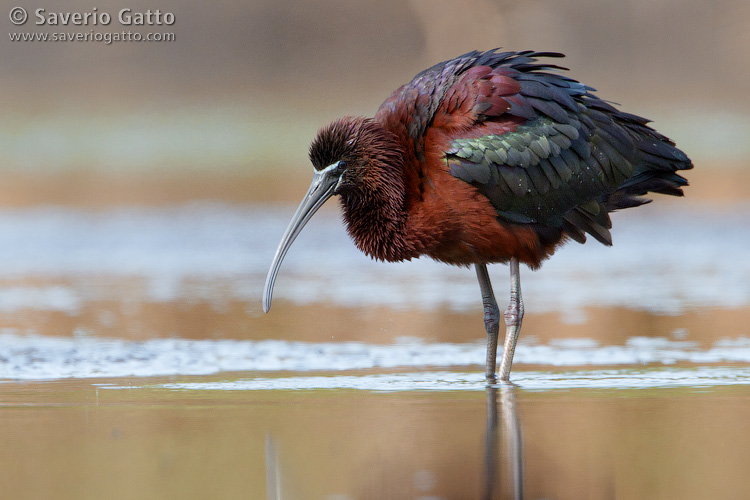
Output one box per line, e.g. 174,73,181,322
0,201,748,500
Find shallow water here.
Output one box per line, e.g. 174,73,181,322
1,201,749,499
4,379,750,500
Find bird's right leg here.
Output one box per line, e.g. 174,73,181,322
498,257,524,382
475,263,500,383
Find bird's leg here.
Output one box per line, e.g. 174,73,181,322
498,258,524,381
475,263,500,383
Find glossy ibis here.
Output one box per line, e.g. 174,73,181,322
262,49,692,383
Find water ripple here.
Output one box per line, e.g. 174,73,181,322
154,366,750,392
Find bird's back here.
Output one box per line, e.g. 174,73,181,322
374,50,692,256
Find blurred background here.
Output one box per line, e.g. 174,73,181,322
1,0,749,342
3,2,750,499
2,0,749,206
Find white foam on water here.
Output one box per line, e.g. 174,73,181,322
2,333,750,382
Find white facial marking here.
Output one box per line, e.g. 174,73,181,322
318,162,340,175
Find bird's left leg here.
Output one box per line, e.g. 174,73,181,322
475,263,500,383
498,257,524,381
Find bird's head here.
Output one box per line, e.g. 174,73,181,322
308,117,404,197
262,117,404,313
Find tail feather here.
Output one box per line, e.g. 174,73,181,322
567,118,692,240
605,116,692,211
605,171,688,211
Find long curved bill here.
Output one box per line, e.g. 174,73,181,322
262,166,340,313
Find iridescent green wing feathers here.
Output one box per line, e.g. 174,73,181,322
438,51,692,245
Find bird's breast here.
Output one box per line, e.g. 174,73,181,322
400,147,560,268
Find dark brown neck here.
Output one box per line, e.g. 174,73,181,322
337,125,418,262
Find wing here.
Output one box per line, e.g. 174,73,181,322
434,50,691,245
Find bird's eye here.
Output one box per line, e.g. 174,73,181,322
337,160,347,170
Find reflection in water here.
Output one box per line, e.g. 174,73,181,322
483,387,500,500
4,376,750,499
485,385,524,500
262,385,527,500
265,433,281,500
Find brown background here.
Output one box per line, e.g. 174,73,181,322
2,0,748,205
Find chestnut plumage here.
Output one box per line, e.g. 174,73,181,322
263,49,692,382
